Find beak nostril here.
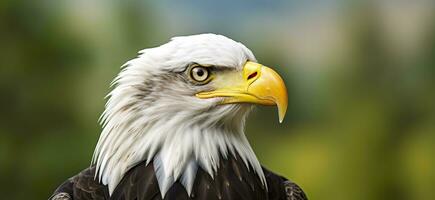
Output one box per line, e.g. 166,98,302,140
247,72,258,80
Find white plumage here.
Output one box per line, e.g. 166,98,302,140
91,34,266,197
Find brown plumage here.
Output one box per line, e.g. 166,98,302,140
50,154,307,200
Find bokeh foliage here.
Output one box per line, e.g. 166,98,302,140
0,0,434,199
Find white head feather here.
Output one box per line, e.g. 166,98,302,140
92,34,266,197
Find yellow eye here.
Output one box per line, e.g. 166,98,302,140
190,66,210,82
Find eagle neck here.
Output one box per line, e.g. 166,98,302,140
92,104,266,197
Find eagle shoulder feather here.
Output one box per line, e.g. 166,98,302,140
50,158,307,200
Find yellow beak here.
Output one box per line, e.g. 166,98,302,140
196,61,288,123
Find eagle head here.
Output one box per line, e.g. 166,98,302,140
92,33,288,196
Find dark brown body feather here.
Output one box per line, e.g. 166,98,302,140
50,155,307,200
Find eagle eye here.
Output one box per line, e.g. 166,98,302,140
189,65,210,83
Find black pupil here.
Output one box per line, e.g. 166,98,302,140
196,69,204,77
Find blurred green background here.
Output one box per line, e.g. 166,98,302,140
1,0,434,199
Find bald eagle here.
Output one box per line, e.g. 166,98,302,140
50,34,307,200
